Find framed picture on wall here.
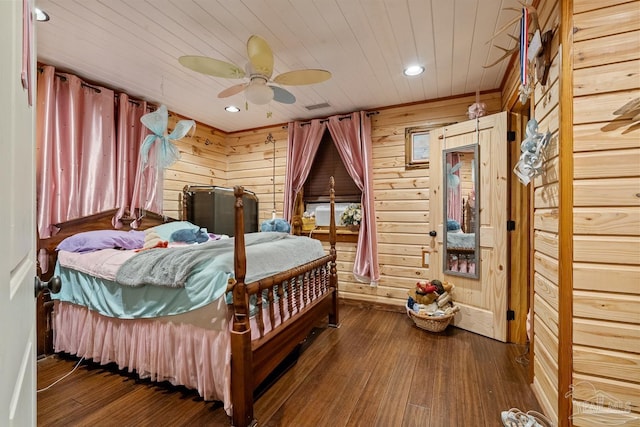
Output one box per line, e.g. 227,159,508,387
405,127,431,169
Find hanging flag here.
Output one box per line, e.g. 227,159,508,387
520,7,529,86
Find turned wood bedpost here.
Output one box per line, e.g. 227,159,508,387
182,185,189,221
231,186,254,427
328,177,339,327
291,189,304,236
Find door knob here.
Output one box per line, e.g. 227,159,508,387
34,276,61,297
429,230,437,237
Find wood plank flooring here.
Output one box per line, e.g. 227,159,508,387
37,305,541,426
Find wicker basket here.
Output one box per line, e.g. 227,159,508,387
407,307,455,333
302,217,315,232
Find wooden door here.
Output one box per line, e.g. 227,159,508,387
0,0,38,424
429,112,508,341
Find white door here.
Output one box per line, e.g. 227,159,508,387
1,0,38,425
429,112,508,341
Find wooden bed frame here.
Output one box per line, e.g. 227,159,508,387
461,197,475,234
37,181,338,427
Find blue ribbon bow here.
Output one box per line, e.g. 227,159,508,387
139,105,195,169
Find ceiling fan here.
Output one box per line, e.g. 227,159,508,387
178,35,331,105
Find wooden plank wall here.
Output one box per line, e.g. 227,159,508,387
502,0,640,424
223,93,502,306
224,126,289,222
533,0,562,421
570,0,640,425
502,0,562,422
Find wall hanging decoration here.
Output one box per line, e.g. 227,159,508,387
132,105,195,224
467,90,487,119
483,3,543,104
613,97,640,128
446,161,462,190
535,30,554,86
260,132,291,233
265,132,277,219
483,3,539,69
140,104,195,168
405,126,432,169
513,118,551,185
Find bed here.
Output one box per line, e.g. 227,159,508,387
37,181,338,427
445,198,477,274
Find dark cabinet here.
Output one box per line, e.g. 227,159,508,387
183,186,259,237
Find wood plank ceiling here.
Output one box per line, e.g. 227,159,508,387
35,0,524,132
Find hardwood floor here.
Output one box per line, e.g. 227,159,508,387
37,305,541,426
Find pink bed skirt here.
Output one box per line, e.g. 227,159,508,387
52,301,232,415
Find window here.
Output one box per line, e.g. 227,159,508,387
303,130,361,203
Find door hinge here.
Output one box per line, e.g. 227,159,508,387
507,310,515,321
507,131,516,142
507,220,516,231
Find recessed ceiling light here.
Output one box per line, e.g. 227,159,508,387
403,65,424,76
225,105,240,113
34,8,50,22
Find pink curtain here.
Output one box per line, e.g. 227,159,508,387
283,120,326,221
447,153,462,225
37,65,157,238
327,112,380,284
36,66,117,239
112,95,149,228
36,66,154,272
129,141,163,227
284,112,380,285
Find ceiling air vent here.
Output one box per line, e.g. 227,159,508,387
305,102,331,111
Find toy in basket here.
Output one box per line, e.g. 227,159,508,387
301,211,316,232
406,279,459,332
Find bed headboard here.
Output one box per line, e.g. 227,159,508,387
37,209,173,280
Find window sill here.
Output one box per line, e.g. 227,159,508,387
306,226,359,243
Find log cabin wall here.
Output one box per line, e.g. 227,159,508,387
570,0,640,424
501,0,562,420
531,0,563,421
224,126,289,223
161,113,228,219
223,92,502,306
501,0,640,424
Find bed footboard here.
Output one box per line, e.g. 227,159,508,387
230,179,338,427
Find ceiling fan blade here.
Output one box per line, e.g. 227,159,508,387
271,86,296,104
247,35,274,78
179,55,245,79
218,83,248,98
273,69,331,86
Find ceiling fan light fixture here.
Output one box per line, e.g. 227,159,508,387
180,35,329,106
403,65,424,76
245,78,274,105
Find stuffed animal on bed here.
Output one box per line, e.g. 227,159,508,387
447,219,462,233
140,230,168,251
260,218,291,233
170,227,210,244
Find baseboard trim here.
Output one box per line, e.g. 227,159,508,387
339,298,405,314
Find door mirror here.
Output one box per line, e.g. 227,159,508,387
443,143,479,278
